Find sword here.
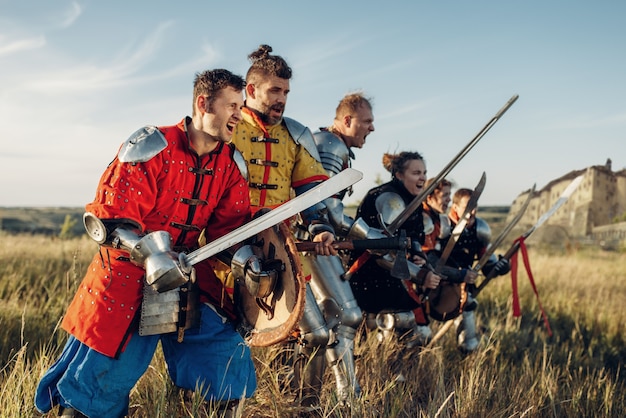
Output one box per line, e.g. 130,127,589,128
183,168,363,266
386,95,518,236
474,174,583,295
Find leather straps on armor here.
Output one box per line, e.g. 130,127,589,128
189,166,213,175
251,136,279,143
180,198,208,206
170,222,201,232
249,182,278,190
250,158,279,167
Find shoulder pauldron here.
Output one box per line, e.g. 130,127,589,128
283,117,321,162
117,126,167,163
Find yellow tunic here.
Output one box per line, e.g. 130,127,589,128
231,109,328,209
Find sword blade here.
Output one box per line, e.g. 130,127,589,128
472,183,536,272
386,95,518,235
183,168,363,266
528,174,584,235
435,172,487,272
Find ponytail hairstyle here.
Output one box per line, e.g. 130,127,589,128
382,151,424,178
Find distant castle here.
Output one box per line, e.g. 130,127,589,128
507,159,626,243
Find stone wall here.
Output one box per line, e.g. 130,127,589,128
506,160,626,240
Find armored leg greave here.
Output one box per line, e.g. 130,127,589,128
292,284,330,407
455,310,479,353
326,323,361,402
375,311,432,347
302,254,364,403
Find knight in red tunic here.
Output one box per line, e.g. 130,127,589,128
35,69,255,418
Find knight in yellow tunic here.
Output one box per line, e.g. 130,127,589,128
231,45,360,408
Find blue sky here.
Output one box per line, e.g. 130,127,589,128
1,1,624,208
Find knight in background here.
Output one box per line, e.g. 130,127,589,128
293,92,376,405
349,152,442,349
445,187,511,352
418,178,478,342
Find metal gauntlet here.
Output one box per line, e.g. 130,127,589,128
231,245,282,298
83,212,190,292
130,231,190,292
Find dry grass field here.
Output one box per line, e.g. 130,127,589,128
1,230,625,417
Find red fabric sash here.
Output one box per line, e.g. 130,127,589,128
510,236,553,336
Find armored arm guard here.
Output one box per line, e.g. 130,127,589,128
83,212,190,292
296,183,335,238
313,130,351,178
475,218,492,248
323,196,355,238
298,130,356,238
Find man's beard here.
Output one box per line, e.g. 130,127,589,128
258,104,284,125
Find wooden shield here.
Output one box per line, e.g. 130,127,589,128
236,222,306,347
428,282,467,322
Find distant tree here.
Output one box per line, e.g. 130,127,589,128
374,173,384,186
59,214,77,240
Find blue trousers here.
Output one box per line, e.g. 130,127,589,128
34,304,256,417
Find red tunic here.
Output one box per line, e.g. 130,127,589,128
62,118,251,358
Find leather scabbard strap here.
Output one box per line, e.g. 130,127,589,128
177,282,190,342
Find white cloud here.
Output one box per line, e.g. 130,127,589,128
58,1,83,29
0,35,46,56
